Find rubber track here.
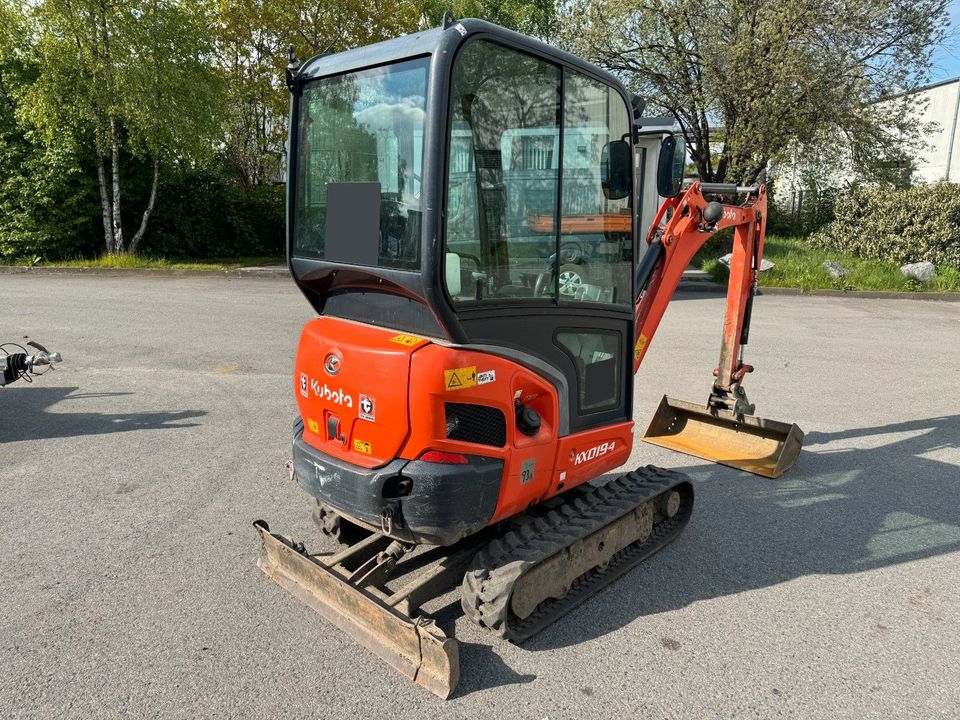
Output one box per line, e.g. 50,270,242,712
461,465,694,643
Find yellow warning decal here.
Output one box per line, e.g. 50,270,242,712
390,334,422,346
444,365,477,391
307,418,320,435
353,439,372,454
634,334,648,362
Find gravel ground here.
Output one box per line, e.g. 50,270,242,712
1,273,958,719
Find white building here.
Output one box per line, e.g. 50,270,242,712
775,76,960,202
895,77,960,182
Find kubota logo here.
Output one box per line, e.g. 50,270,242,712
574,441,616,465
323,353,341,375
309,377,353,408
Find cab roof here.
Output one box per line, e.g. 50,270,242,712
295,18,626,95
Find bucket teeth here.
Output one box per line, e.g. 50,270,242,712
641,395,804,478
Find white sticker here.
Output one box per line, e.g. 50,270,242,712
299,372,309,398
520,458,535,484
477,370,496,385
454,22,468,36
513,389,523,400
359,394,375,422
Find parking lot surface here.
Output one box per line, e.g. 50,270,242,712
1,273,958,719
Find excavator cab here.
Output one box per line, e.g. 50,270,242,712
289,21,642,444
287,18,798,484
259,17,803,698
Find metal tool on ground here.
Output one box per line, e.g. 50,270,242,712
1,340,62,387
255,16,804,698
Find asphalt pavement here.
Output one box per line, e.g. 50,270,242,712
1,273,958,719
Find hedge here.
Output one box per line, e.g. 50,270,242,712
0,154,285,261
812,183,960,269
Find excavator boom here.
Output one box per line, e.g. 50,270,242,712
634,182,804,477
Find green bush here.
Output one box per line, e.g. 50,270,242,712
812,183,960,269
768,185,839,235
0,136,101,261
140,163,284,259
0,151,285,262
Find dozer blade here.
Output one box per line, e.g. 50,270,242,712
641,395,804,478
253,520,459,699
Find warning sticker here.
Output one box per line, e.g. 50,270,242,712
444,365,476,391
353,439,372,454
477,369,496,385
306,418,320,434
390,334,422,346
634,334,649,362
358,394,375,422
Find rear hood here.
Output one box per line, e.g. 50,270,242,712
294,317,430,468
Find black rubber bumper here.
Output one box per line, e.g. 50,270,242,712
292,422,503,546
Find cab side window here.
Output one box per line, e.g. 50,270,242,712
444,42,632,306
559,73,633,305
446,41,561,302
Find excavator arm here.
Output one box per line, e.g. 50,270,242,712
633,181,766,388
633,182,804,478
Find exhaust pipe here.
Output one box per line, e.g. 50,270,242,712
641,396,804,478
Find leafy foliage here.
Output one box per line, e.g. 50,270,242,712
7,0,506,260
768,182,840,235
562,0,949,185
143,162,284,258
0,3,99,260
425,0,557,36
215,0,555,190
812,183,960,269
11,0,226,254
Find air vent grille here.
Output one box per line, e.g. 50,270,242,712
444,403,507,447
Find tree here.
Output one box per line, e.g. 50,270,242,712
20,0,224,254
561,0,949,185
424,0,558,37
214,0,558,191
215,0,427,190
0,1,99,260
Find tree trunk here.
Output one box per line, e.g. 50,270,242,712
110,118,123,253
96,157,115,253
128,157,159,254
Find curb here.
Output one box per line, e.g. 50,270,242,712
754,285,960,302
0,265,289,279
4,265,959,300
676,278,960,301
675,280,726,294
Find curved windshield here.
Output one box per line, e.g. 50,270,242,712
293,57,428,269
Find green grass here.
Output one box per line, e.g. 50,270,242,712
28,253,284,271
694,235,960,293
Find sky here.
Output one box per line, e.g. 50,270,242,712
929,0,960,82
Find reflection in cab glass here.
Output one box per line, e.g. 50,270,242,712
445,41,633,304
294,57,427,269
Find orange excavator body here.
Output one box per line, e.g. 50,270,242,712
255,17,804,699
294,316,633,541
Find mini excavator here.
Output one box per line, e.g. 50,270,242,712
254,17,804,698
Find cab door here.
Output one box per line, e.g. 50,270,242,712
443,39,635,435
